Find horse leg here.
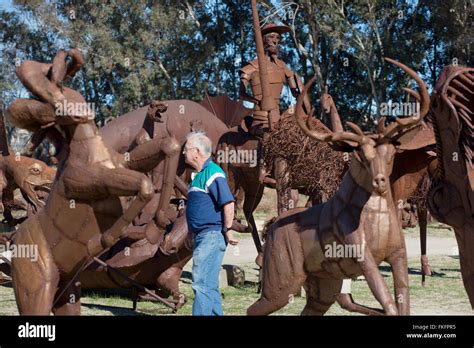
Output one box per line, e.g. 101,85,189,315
302,276,341,315
242,183,264,266
62,166,155,256
274,156,291,214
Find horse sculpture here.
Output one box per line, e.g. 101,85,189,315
248,58,429,315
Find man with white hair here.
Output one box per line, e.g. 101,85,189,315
183,131,238,316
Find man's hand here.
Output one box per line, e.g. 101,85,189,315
226,230,239,246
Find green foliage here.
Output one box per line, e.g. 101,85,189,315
0,0,472,128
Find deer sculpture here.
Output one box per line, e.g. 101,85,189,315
320,88,437,286
247,58,429,315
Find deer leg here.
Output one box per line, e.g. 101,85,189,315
302,275,341,315
247,226,306,315
335,279,384,315
417,205,432,286
336,293,384,316
354,244,398,315
387,248,410,315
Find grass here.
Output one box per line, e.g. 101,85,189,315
0,189,467,316
0,255,471,315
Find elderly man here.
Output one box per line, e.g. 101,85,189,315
184,131,238,316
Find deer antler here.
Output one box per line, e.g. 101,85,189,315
382,58,429,139
294,77,363,145
402,87,420,102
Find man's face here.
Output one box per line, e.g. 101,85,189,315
183,143,199,168
264,32,281,56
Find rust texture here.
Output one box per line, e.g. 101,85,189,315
249,58,429,316
6,49,181,315
428,65,474,308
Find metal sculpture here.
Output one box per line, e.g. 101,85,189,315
5,93,247,307
428,65,474,308
79,214,192,303
6,49,181,315
217,1,312,265
0,152,55,227
320,91,438,284
0,112,56,228
248,58,429,315
86,95,247,302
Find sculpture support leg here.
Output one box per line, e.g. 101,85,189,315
417,205,432,285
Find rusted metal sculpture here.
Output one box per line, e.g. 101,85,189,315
0,110,56,228
428,65,474,308
86,95,245,302
79,214,192,302
0,152,55,227
217,1,309,265
320,90,438,284
6,49,181,315
248,58,429,315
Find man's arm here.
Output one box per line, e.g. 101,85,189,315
207,173,239,245
223,201,235,229
223,201,238,245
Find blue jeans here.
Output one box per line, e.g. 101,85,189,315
192,229,227,316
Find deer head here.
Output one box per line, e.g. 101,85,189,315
295,58,429,196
